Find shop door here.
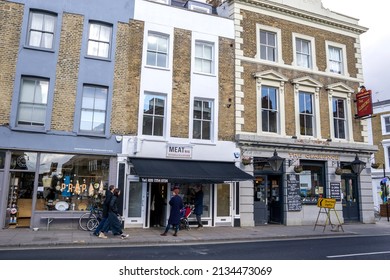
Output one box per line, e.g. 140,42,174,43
7,172,35,228
124,181,146,227
214,183,232,226
149,183,167,228
341,175,360,222
254,176,268,225
254,175,282,225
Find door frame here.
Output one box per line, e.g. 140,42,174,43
341,174,360,222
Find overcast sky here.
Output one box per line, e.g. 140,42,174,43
321,0,389,102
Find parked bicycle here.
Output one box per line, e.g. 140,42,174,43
79,203,103,231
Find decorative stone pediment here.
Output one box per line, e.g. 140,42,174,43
252,70,288,82
292,76,323,88
326,82,355,94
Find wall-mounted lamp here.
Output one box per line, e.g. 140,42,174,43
268,149,284,171
351,154,366,174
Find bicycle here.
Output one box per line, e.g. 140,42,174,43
79,204,103,231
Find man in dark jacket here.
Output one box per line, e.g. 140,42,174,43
160,186,183,237
94,184,114,237
194,185,204,228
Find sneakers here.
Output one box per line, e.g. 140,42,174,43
98,232,107,239
120,233,129,239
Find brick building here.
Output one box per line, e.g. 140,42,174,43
0,0,252,230
218,0,377,226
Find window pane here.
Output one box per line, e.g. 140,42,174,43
20,79,36,103
93,112,105,132
87,41,99,56
202,121,211,140
147,52,156,66
142,115,153,135
80,110,93,131
99,25,111,42
31,13,43,30
193,120,201,139
29,31,42,47
203,45,212,60
98,42,109,58
156,53,167,68
153,116,164,136
89,24,100,40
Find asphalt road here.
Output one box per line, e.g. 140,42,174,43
1,234,390,260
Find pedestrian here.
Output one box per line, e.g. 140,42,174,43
193,185,204,228
99,188,129,239
160,186,183,237
94,184,115,237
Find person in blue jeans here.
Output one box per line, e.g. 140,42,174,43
160,186,183,237
94,184,115,237
100,188,129,239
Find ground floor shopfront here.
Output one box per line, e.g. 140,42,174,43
236,134,378,227
0,127,121,230
118,136,253,228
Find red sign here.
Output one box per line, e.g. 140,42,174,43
356,88,373,118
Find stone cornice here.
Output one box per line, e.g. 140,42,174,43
228,0,368,35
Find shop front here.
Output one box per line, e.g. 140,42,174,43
123,158,253,228
0,128,121,230
237,134,377,226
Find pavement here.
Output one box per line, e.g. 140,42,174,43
1,218,390,249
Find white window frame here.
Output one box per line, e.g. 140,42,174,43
79,85,108,135
146,32,169,69
87,21,112,59
382,114,390,135
142,92,167,138
192,98,214,141
16,77,49,128
256,24,283,64
325,41,349,76
332,96,348,140
27,10,56,50
292,33,318,71
194,41,215,75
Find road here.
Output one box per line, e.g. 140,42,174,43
1,234,390,260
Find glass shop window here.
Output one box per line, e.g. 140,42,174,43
172,184,210,218
299,161,326,204
36,153,110,211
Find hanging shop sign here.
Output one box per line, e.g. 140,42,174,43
355,86,373,119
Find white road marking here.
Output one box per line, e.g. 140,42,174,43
327,251,390,258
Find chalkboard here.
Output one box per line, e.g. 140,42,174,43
330,182,341,201
287,174,302,211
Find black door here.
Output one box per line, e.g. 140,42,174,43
341,175,360,222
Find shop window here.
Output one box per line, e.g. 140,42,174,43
35,153,110,212
174,184,210,219
299,161,325,204
0,151,6,169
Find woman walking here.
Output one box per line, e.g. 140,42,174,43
160,186,183,237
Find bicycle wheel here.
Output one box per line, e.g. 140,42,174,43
79,212,97,231
87,218,99,231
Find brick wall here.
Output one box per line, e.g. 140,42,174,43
171,28,191,138
111,20,144,135
51,13,83,131
0,1,23,125
218,37,235,141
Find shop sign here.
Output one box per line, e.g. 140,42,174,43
317,198,336,209
355,87,373,118
141,178,168,183
166,144,192,159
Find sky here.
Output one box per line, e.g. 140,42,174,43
321,0,389,102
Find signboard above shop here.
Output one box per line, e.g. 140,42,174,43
166,144,192,159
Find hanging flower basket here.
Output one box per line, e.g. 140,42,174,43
294,165,303,173
241,157,252,166
371,163,380,169
335,167,343,175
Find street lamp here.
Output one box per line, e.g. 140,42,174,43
268,149,284,171
351,154,366,174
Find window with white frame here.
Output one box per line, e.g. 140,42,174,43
79,85,108,134
193,99,213,140
261,86,278,133
299,91,314,136
87,22,112,59
146,33,169,68
17,77,49,127
332,97,347,139
382,115,390,135
260,30,277,62
194,41,214,74
296,38,312,68
328,46,343,74
27,10,56,49
142,93,166,136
